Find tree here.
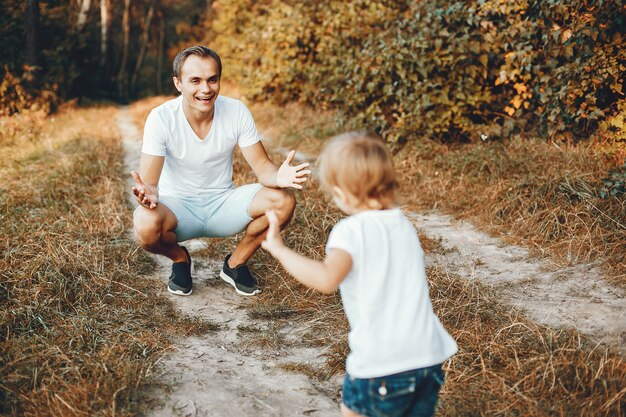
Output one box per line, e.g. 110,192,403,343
76,0,91,31
25,0,40,68
117,0,131,100
99,0,112,85
131,0,156,95
156,5,165,94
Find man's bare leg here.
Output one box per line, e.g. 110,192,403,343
228,187,296,267
133,204,188,263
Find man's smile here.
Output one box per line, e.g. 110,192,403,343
195,95,214,103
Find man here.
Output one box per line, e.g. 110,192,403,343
131,45,310,296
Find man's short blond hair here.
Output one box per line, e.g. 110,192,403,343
318,131,398,209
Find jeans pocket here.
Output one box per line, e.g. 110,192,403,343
371,375,417,416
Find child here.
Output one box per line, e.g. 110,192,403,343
262,131,457,417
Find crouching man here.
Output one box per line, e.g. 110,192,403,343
131,45,310,296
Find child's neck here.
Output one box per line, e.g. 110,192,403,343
346,199,391,215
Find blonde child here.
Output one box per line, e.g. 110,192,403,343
262,131,457,417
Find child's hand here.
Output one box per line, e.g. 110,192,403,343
261,209,286,255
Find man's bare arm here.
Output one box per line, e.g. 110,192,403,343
240,142,310,189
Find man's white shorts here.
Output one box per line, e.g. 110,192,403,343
159,183,263,242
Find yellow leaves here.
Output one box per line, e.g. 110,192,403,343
495,70,508,86
561,29,573,43
551,23,573,44
609,114,624,129
480,20,494,31
503,82,532,116
511,95,523,109
513,83,527,94
479,54,489,68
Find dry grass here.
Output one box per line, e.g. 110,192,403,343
249,96,625,288
255,173,625,416
428,264,625,416
0,104,216,416
234,147,625,415
126,95,625,416
247,101,625,415
394,138,626,287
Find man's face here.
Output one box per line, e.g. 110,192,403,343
173,55,221,115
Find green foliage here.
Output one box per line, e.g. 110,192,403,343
209,0,625,143
599,160,626,198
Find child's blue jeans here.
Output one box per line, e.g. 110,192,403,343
341,364,445,417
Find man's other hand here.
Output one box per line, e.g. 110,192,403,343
276,150,311,190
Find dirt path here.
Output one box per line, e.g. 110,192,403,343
116,104,625,416
409,213,625,353
117,108,340,417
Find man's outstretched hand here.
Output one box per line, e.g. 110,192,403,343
276,150,311,190
131,170,159,209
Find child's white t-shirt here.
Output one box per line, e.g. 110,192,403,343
326,208,458,379
141,95,260,198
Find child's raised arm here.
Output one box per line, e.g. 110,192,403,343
262,210,352,294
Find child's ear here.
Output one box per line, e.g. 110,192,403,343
331,186,348,204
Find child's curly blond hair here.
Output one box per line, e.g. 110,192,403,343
318,131,398,210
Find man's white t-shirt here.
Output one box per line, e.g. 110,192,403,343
141,95,260,198
326,208,458,379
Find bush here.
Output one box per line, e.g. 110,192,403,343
0,66,58,116
209,0,625,143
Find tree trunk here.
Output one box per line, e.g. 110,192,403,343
156,7,165,94
99,0,112,84
130,0,156,96
117,0,132,100
25,0,40,68
76,0,91,31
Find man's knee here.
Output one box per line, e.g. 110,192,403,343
271,188,296,219
250,188,296,222
133,207,165,249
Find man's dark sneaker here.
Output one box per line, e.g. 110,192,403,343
219,254,260,296
167,246,193,296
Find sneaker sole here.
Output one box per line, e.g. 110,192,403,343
167,285,193,296
219,270,260,296
167,253,194,296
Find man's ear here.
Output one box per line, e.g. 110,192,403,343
173,77,182,93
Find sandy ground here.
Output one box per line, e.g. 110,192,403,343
117,105,625,416
409,213,625,352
